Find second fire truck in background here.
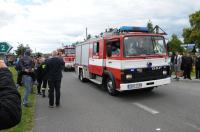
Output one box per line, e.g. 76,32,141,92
62,45,75,71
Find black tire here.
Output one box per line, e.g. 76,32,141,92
143,87,154,92
64,68,68,72
105,75,118,96
79,70,86,82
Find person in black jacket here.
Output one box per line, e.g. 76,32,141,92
0,60,21,130
41,58,49,98
35,57,42,95
46,51,64,108
195,53,200,79
183,53,193,79
36,57,49,97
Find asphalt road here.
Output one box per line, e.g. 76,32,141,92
33,72,200,132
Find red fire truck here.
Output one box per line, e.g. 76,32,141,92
75,26,171,96
63,45,75,71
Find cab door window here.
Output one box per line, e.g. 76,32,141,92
93,42,99,56
107,40,120,57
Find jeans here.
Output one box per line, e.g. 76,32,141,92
23,75,33,105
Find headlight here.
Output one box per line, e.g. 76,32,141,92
163,70,167,75
126,74,133,80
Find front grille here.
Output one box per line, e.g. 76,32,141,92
121,66,170,83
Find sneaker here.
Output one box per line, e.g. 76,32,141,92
23,104,31,107
42,94,46,98
19,83,23,86
16,84,19,89
33,81,38,86
49,105,54,108
56,104,60,107
37,93,42,96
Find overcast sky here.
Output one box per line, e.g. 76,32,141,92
0,0,199,53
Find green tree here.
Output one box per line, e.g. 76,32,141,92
35,52,43,57
72,41,81,46
182,10,200,47
167,34,184,53
147,20,154,33
182,28,193,44
87,34,91,40
15,44,30,56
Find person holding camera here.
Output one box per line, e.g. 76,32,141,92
0,60,21,130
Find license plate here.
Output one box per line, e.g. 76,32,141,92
127,83,142,90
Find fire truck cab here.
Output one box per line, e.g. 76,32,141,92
75,26,171,96
63,46,75,71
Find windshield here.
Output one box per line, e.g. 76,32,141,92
65,48,75,55
124,36,166,57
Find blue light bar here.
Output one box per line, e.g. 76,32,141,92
119,26,149,32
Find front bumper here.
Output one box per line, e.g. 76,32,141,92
119,77,171,91
65,62,74,68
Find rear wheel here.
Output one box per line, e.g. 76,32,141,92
79,70,86,82
64,68,68,72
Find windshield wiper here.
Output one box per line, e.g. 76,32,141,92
151,53,165,57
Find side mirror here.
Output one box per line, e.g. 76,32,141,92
107,46,112,57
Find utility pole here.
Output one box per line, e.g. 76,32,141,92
86,27,88,40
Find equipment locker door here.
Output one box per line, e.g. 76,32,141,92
89,41,104,76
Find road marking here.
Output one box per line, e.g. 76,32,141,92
183,122,200,131
156,128,161,131
35,116,47,121
133,103,160,115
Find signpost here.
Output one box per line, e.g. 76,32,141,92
0,42,13,54
0,42,13,60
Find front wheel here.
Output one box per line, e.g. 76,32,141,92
106,77,118,96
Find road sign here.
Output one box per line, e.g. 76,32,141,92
0,42,13,54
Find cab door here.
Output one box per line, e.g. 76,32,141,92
105,39,122,80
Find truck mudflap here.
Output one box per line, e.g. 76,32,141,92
119,77,171,91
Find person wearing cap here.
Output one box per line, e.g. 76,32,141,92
0,60,21,130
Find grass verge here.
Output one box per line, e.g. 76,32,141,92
2,67,36,132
